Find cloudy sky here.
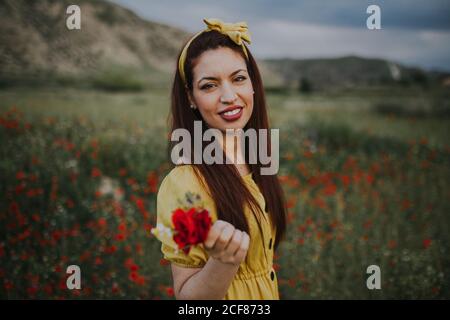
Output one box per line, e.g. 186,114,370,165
111,0,450,71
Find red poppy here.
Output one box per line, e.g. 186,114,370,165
147,171,159,193
91,167,101,178
134,198,144,212
98,218,107,227
322,183,337,196
115,233,125,241
171,207,212,254
340,174,351,187
166,287,174,297
423,239,432,249
366,173,374,185
16,171,26,180
112,283,120,294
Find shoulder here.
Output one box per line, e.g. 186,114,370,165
156,165,216,224
157,165,207,198
159,165,197,188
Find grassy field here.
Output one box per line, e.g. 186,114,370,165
0,86,449,299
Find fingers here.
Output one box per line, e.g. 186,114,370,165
213,224,235,253
224,229,243,255
204,220,227,249
203,220,250,265
234,232,250,262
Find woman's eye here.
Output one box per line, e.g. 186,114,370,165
234,75,247,82
200,83,215,90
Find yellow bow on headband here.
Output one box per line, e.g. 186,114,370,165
203,18,251,47
178,18,252,85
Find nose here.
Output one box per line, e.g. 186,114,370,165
219,83,237,105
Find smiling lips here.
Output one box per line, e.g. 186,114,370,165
218,105,243,121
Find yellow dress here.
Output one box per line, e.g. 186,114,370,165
154,165,279,300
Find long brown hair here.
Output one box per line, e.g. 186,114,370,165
168,30,286,249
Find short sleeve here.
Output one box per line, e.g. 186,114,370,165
154,165,213,268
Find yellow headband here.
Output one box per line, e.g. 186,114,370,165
178,18,252,85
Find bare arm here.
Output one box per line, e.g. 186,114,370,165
171,220,250,300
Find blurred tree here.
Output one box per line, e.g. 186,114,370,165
299,77,313,94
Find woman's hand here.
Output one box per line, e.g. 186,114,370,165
203,220,250,265
172,220,250,299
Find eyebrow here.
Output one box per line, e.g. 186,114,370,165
197,69,247,85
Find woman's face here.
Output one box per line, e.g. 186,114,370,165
189,47,254,131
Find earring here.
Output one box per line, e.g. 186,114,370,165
190,104,197,109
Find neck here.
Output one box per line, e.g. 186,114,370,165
218,129,248,175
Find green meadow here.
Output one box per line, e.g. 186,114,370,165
1,86,449,299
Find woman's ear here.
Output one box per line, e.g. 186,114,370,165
184,85,191,101
186,87,197,110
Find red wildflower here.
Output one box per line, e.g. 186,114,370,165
363,219,373,230
130,264,139,272
115,233,125,241
340,175,351,187
118,222,126,232
112,283,120,294
147,171,158,193
27,287,38,296
172,208,212,254
105,245,117,254
135,198,146,213
423,239,432,249
4,280,13,290
16,171,26,180
90,139,99,149
129,271,138,281
303,150,313,158
353,171,363,184
15,183,26,195
388,240,397,249
127,178,137,186
91,168,101,178
322,183,337,196
98,218,107,227
401,199,412,211
166,287,174,297
26,189,36,197
66,198,74,208
311,196,327,210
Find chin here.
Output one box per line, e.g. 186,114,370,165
222,120,248,131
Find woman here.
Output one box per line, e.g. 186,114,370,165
154,18,287,300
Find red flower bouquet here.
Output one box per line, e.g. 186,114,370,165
151,192,212,254
171,207,212,254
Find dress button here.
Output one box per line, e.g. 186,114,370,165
270,270,275,281
268,238,272,250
